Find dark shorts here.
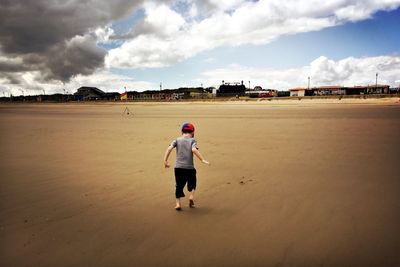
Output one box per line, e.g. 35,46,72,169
174,168,197,198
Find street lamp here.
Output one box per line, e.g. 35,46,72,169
248,80,251,90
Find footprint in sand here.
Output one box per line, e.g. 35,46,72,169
239,178,254,185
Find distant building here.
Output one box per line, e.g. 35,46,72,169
246,88,278,98
104,92,121,101
133,91,175,100
348,84,389,95
289,88,313,97
74,87,105,101
217,80,246,97
278,91,290,97
389,87,400,94
314,86,346,96
312,85,390,95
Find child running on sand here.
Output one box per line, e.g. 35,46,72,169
164,123,210,210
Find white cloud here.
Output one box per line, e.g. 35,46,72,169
201,55,400,90
95,26,115,44
106,3,188,68
106,0,400,69
143,2,186,36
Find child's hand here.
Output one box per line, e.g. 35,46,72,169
164,161,170,168
202,159,210,165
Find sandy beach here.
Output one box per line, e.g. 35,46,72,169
1,98,399,267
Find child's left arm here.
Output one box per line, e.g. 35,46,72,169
192,147,210,165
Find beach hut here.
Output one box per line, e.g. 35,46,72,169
289,87,306,97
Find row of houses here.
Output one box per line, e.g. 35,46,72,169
67,86,215,101
74,87,121,101
2,83,399,102
209,81,396,98
288,85,391,97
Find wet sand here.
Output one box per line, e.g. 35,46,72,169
1,99,399,267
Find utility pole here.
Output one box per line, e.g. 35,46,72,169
376,73,378,87
308,76,310,90
160,82,162,91
248,80,251,90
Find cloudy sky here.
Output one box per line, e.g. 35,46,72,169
0,0,399,95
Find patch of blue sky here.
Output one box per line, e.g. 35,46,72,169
171,0,192,15
98,8,145,51
111,8,145,36
98,41,122,50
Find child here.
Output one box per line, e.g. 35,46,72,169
164,123,210,210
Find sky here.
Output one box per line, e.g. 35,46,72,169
0,0,400,95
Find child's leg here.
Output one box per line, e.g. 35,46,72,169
174,168,186,210
175,198,182,210
188,190,195,208
189,190,195,200
187,169,197,207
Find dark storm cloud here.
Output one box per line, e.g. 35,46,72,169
0,0,143,84
2,72,23,84
44,34,108,82
0,59,30,73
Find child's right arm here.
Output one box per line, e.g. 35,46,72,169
163,145,174,168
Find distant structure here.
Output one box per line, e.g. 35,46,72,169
132,87,208,100
246,86,279,98
217,80,246,97
288,87,313,97
352,84,390,95
74,87,105,101
1,83,396,103
313,85,346,96
289,84,390,97
104,92,121,101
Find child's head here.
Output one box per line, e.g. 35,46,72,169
181,123,195,136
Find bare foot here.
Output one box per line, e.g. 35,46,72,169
189,199,195,208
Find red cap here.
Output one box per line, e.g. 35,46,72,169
182,123,195,132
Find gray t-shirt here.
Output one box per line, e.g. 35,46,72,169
171,136,198,169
